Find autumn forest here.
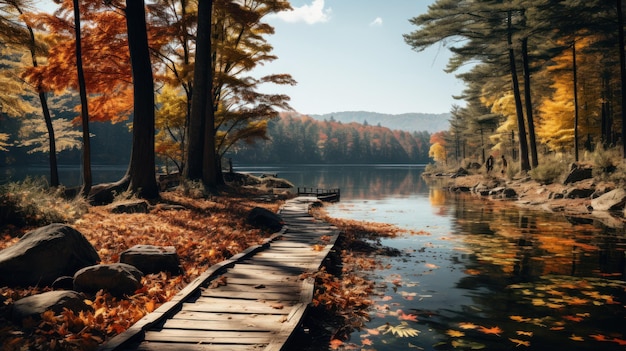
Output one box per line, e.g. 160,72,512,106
2,0,626,194
410,0,626,173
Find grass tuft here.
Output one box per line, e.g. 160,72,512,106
0,177,88,229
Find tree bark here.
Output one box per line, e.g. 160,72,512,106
185,0,216,188
125,0,159,199
572,40,580,161
521,37,538,168
508,11,530,172
617,0,626,157
73,0,92,196
16,3,60,187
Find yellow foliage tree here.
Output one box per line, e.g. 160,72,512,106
538,36,603,153
429,142,446,163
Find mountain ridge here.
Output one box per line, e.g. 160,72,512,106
307,111,450,134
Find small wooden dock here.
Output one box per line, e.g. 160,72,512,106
296,187,340,202
99,197,339,351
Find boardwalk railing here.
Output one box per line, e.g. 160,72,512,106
296,187,340,202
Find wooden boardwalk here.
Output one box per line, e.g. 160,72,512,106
99,197,339,351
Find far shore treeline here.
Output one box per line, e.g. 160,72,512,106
227,113,432,164
1,112,433,167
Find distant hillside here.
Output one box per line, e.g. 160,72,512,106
308,111,450,134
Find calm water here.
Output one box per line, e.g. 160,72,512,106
243,164,626,351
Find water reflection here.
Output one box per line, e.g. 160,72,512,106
236,164,429,200
325,176,626,351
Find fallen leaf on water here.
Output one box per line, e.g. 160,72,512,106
569,334,584,342
458,322,479,330
589,334,608,342
329,339,343,350
563,315,583,322
446,329,465,337
510,315,530,323
424,263,439,269
361,338,373,346
612,338,626,346
451,339,486,349
516,331,533,337
398,311,418,322
478,326,503,336
366,328,380,335
509,338,530,347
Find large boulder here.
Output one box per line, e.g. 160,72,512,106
12,290,92,325
73,263,143,297
590,188,626,211
246,207,284,232
120,245,182,275
0,224,100,287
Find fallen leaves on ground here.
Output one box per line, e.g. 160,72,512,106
0,189,282,350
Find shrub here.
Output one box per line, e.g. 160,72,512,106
0,177,88,228
589,144,622,180
529,155,569,184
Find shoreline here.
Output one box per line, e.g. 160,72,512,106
424,171,626,229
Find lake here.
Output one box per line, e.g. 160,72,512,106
5,164,626,350
241,164,626,351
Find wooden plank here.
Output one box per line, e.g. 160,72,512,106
202,283,300,294
221,277,301,287
162,318,280,332
143,330,274,344
130,342,265,351
170,311,286,324
231,264,307,273
200,290,299,301
182,300,293,315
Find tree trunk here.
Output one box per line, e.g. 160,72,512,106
18,3,60,187
572,39,580,161
125,0,159,199
74,0,92,196
617,0,626,157
521,37,538,168
185,0,215,187
508,11,530,172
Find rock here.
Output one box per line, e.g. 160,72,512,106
120,245,182,275
489,187,517,199
246,207,284,232
11,290,92,325
0,224,100,287
563,164,593,184
107,200,150,214
466,162,482,170
450,167,469,178
551,192,565,199
503,188,518,199
566,188,595,199
590,188,626,211
73,263,143,297
51,276,74,290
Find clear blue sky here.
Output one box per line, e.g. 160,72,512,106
253,0,465,115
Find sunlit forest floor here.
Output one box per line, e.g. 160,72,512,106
0,184,399,350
